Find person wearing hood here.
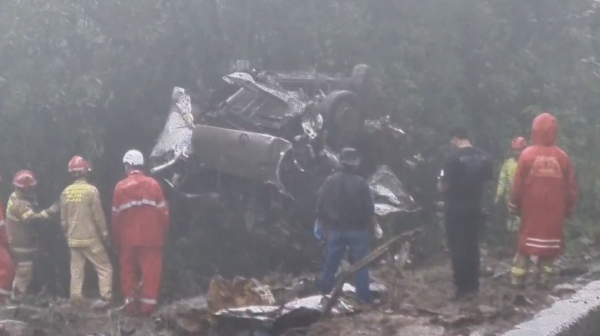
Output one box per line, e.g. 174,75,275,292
316,148,378,304
509,112,578,289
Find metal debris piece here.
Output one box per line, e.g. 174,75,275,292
207,276,276,313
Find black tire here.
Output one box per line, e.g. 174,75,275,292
317,90,362,151
352,64,386,118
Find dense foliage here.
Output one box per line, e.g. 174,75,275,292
0,0,599,297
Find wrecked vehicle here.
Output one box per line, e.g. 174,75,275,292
150,62,419,271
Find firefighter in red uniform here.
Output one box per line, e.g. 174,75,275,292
509,112,578,289
112,149,169,316
0,175,16,303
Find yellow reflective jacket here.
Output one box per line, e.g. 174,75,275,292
5,192,51,252
495,157,518,203
60,179,108,247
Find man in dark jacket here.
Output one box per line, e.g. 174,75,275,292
316,148,377,303
438,127,493,300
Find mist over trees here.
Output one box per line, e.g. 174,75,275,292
0,0,599,295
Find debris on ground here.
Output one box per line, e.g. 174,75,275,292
2,249,600,335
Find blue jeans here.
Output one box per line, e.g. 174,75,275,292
320,230,371,303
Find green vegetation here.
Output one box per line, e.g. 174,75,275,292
0,0,599,294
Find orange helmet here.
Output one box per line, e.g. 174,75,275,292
68,156,91,173
13,170,37,188
511,137,526,150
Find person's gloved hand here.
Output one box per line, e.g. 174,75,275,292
374,223,383,239
46,201,60,214
314,219,324,240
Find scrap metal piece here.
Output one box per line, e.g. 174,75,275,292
368,165,420,216
191,124,292,194
151,87,194,161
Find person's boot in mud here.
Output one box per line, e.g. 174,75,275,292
535,257,554,291
437,127,494,302
511,253,533,306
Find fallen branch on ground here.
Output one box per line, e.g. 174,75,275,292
320,229,423,319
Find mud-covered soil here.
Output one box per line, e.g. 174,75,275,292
0,251,596,336
306,252,595,336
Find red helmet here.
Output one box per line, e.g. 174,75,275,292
68,156,91,173
511,137,526,150
13,170,37,188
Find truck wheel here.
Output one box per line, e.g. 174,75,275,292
317,90,362,151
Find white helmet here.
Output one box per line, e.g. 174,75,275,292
123,149,144,166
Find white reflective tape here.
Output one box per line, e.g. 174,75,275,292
17,261,33,266
525,243,561,249
140,298,157,305
11,247,37,253
112,199,165,213
0,288,11,296
526,238,561,243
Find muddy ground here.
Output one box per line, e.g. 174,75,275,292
1,248,597,336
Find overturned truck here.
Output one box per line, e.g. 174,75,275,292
149,62,419,273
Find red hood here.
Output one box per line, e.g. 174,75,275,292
531,112,558,147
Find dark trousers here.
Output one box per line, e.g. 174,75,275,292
444,209,482,295
319,230,371,303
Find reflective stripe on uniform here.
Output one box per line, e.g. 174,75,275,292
140,298,157,305
525,237,561,249
112,199,166,213
0,288,12,296
511,267,527,276
11,247,38,253
21,209,48,220
16,261,33,266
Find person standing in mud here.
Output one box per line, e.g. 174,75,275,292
60,156,113,308
316,147,377,304
5,170,60,300
112,150,169,316
495,137,527,251
438,127,493,300
509,112,577,290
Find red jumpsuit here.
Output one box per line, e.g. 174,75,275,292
112,170,169,315
510,113,578,258
0,199,16,301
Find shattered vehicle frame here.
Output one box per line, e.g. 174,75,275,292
150,62,419,271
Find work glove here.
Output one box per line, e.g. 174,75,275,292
46,201,60,214
314,219,324,240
